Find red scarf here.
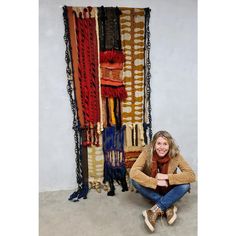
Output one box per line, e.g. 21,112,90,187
151,151,170,178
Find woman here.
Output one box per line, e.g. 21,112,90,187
130,130,196,232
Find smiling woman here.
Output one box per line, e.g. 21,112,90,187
155,136,169,157
130,130,196,233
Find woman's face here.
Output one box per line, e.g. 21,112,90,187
155,136,170,157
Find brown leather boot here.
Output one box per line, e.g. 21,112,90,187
142,208,164,232
166,205,178,225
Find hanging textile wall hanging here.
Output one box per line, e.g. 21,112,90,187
63,5,152,202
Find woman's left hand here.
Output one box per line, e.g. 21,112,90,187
156,173,168,180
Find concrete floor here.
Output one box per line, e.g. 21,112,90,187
39,183,197,236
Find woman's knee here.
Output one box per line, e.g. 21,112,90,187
180,183,190,193
131,179,142,190
131,179,138,187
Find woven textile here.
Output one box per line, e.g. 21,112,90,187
124,123,145,171
81,127,100,147
98,8,126,130
88,141,107,192
125,150,142,168
120,8,145,124
75,7,100,128
98,7,122,51
63,6,84,192
120,8,150,161
103,126,126,182
66,7,84,127
66,6,102,128
88,145,104,181
63,6,152,200
101,97,121,127
124,123,145,151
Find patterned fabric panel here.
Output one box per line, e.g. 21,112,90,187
124,123,145,152
88,145,104,181
88,143,108,193
120,8,145,123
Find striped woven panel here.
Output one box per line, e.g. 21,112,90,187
125,150,142,169
124,123,145,171
125,150,142,191
120,8,145,124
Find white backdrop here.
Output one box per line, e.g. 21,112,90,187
39,0,197,191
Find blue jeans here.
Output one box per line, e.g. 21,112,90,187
131,179,190,211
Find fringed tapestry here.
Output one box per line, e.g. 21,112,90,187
63,5,152,202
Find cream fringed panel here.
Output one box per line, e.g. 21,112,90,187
120,8,145,124
87,144,108,193
88,146,104,182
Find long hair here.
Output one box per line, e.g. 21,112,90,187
146,131,180,169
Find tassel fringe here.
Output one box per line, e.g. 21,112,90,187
68,183,89,202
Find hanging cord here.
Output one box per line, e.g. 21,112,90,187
144,8,152,143
63,6,84,197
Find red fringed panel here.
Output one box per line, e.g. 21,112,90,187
100,50,127,100
76,9,100,127
100,50,125,63
101,85,127,100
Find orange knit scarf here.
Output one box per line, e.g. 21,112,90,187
151,151,170,178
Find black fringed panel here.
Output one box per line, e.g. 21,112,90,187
143,8,152,144
98,6,122,51
63,6,84,195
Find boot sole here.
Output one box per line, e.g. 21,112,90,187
167,206,178,225
142,210,155,232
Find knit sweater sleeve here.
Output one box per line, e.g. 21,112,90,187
129,149,157,189
168,155,196,185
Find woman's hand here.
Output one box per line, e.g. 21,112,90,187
156,173,169,180
156,179,168,187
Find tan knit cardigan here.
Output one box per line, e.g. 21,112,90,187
129,146,196,189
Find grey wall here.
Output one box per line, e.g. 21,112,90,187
39,0,197,192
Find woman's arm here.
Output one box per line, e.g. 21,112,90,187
168,155,196,185
129,149,158,189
